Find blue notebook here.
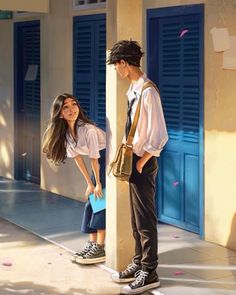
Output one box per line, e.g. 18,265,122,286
89,188,106,213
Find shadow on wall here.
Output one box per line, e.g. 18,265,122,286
227,212,236,251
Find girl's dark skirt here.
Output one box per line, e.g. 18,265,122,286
81,149,106,233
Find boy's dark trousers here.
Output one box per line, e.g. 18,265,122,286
129,153,158,272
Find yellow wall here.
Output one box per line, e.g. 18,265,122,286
0,0,105,201
143,0,236,249
0,0,49,13
0,21,14,179
1,0,236,260
40,0,106,201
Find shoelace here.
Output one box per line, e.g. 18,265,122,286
123,263,138,275
84,243,99,257
77,242,93,255
132,270,149,287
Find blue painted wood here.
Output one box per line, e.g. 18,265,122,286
14,21,40,184
147,5,204,234
73,14,106,130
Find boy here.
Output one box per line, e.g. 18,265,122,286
107,40,168,294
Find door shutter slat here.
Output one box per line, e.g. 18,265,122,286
74,15,106,129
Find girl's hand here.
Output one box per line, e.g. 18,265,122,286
85,183,95,199
94,182,103,199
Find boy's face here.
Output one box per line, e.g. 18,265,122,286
114,60,129,79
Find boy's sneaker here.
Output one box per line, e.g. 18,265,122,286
70,241,95,263
121,270,160,294
112,262,141,283
75,242,105,264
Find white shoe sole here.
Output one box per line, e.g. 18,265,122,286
112,275,136,283
121,281,160,294
75,256,106,264
70,254,80,263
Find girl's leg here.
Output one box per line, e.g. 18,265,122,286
97,229,105,245
89,232,97,242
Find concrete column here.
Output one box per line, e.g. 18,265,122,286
106,0,142,271
0,20,14,179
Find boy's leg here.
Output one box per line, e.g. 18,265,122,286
129,177,158,271
129,154,158,272
120,156,160,293
129,184,142,266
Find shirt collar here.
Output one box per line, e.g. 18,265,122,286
126,73,147,101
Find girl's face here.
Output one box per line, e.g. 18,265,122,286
60,97,79,122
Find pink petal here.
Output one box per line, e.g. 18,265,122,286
2,262,12,267
174,271,185,275
173,181,179,187
179,29,189,38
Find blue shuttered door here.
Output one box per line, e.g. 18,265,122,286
14,21,40,184
147,5,204,234
73,14,106,130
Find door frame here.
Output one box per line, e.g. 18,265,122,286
14,20,40,182
147,4,204,238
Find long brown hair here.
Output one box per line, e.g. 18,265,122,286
42,93,94,165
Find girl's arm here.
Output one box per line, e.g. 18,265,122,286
90,158,103,198
74,155,94,198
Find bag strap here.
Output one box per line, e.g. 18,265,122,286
126,81,159,146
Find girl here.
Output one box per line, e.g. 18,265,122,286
42,93,106,265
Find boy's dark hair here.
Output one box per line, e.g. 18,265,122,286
107,40,144,67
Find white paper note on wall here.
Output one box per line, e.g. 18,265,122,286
223,37,236,70
210,27,230,52
25,64,38,81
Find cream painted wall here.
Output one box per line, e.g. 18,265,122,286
40,0,106,201
40,1,105,201
0,0,105,201
143,0,236,249
0,0,49,13
0,21,14,179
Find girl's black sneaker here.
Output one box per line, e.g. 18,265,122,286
75,242,105,264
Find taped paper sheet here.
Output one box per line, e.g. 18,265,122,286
25,64,38,81
210,27,230,52
223,37,236,70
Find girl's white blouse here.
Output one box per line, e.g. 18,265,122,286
66,123,106,159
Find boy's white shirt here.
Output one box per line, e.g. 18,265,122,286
125,73,168,157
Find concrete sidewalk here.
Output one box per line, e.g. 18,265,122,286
0,177,236,295
0,217,120,295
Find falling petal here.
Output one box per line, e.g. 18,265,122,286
174,271,185,275
2,262,12,267
173,235,181,239
173,181,179,187
179,29,189,38
21,152,27,157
